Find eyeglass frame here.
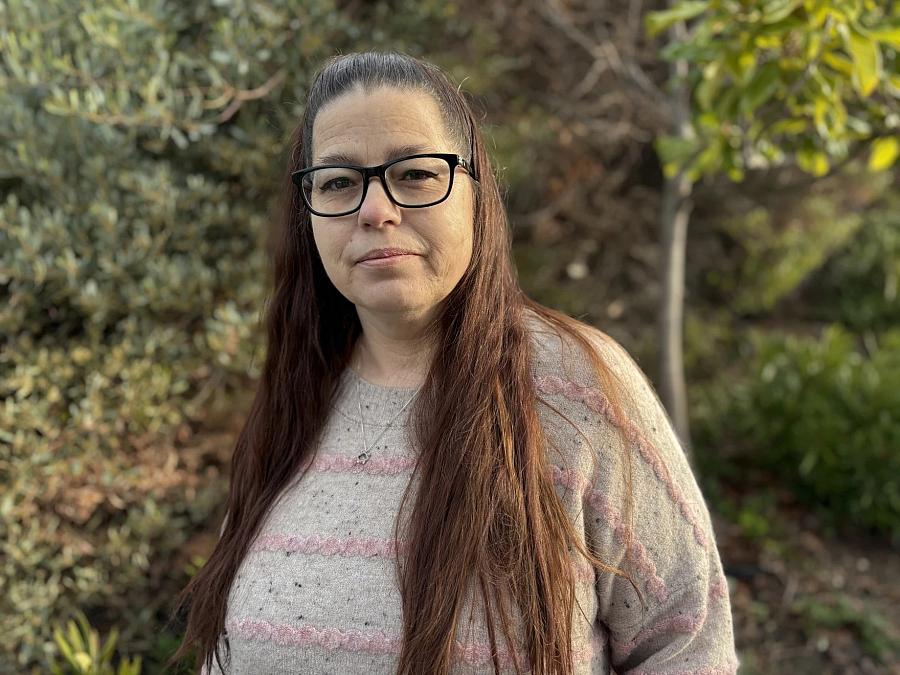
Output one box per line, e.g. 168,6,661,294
291,152,480,217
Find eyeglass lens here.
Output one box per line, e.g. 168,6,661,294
302,156,453,215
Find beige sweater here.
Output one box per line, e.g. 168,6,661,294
202,312,739,674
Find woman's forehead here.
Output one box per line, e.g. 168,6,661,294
311,86,451,164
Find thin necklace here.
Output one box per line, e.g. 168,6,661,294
353,350,422,465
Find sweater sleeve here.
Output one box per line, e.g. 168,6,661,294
575,335,740,674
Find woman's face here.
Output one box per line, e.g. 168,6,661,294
308,85,475,325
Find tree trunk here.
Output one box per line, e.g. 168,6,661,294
659,165,694,457
658,16,695,459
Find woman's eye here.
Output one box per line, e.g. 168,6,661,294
321,177,353,191
402,170,436,181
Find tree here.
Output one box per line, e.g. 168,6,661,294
645,0,899,453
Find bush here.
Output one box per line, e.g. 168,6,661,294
694,325,900,543
803,192,900,332
0,1,497,670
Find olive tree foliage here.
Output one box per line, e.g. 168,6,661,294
0,0,479,669
647,0,899,180
642,0,898,451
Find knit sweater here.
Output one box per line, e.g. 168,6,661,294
202,313,739,674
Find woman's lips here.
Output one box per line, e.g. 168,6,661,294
357,253,419,267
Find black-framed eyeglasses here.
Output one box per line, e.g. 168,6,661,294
291,152,480,217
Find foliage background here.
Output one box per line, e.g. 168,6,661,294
1,0,897,672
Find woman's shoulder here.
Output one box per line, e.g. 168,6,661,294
524,306,718,557
521,307,651,465
522,306,644,400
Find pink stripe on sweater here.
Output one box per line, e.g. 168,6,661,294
708,574,729,602
251,533,401,558
227,617,401,653
534,375,710,551
554,465,669,604
251,532,596,584
292,455,663,598
610,586,709,662
612,612,702,660
226,616,606,668
610,563,735,665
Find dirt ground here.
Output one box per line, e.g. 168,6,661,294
715,501,900,674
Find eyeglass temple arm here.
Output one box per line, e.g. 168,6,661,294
465,116,479,182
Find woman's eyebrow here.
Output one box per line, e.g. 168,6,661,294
314,144,432,165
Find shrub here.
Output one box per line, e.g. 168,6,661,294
803,191,900,332
0,0,492,670
694,325,900,542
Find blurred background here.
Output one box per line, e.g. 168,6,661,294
1,0,898,673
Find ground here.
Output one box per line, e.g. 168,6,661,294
715,494,900,674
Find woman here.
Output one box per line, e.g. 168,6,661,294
170,51,739,674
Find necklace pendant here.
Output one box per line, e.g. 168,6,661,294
356,451,370,465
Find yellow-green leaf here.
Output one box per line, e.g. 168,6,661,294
822,51,854,76
52,627,76,663
645,1,709,38
73,652,92,673
888,74,900,98
868,137,899,171
754,34,782,49
846,29,881,97
868,27,900,49
797,148,829,176
762,0,802,23
770,118,808,135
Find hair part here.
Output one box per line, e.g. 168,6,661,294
168,50,642,675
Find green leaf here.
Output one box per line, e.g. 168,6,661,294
887,74,900,98
770,118,808,135
867,26,900,49
868,137,899,171
741,60,781,114
690,139,724,177
797,147,830,176
761,0,802,24
660,39,720,62
714,87,741,120
73,652,92,673
822,51,854,77
696,63,722,110
645,1,709,38
67,620,85,652
656,133,699,163
100,626,119,663
52,627,77,664
846,28,882,97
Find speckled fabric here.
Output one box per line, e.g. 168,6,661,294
201,312,739,674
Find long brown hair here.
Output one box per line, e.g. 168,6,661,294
169,51,643,674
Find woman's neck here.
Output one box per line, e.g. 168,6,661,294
352,319,434,388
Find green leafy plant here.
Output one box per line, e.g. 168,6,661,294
0,1,508,671
802,190,900,331
695,324,900,541
792,593,900,662
50,610,141,675
646,0,899,182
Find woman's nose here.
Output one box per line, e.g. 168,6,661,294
357,176,400,226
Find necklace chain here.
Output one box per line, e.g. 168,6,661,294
353,350,421,465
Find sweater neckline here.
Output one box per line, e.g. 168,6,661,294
333,366,421,427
